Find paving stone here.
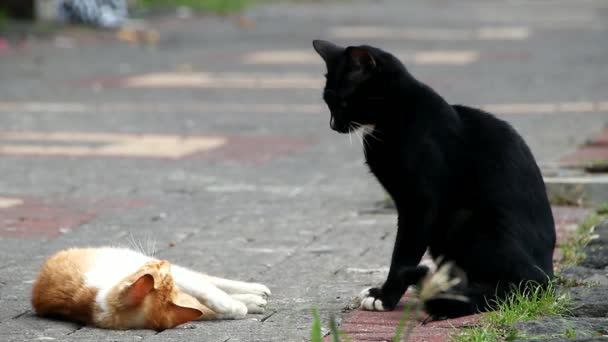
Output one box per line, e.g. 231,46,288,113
560,266,608,286
588,220,608,246
582,221,608,269
580,247,608,270
0,312,81,342
569,286,608,318
512,317,608,341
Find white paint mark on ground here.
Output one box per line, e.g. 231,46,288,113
481,101,608,114
0,100,606,115
346,267,390,274
205,184,304,197
0,131,226,159
243,247,295,254
481,103,558,114
0,102,88,113
557,102,596,113
124,72,323,89
0,102,324,114
205,184,258,192
329,26,531,41
477,27,531,40
242,50,479,65
355,219,378,226
0,197,24,209
413,51,479,65
544,176,608,184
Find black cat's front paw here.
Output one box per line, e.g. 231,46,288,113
358,287,395,311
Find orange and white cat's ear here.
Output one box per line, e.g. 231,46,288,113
123,273,155,306
168,303,203,327
168,293,209,326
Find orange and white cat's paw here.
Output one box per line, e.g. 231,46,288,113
231,294,267,314
239,283,271,298
228,300,249,319
212,298,248,319
223,300,248,319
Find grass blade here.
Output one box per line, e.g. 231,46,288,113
311,307,323,342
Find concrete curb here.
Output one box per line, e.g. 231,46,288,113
546,176,608,207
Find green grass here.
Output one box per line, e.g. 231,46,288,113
596,202,608,216
453,281,571,342
310,308,350,342
557,205,607,287
559,210,602,267
0,8,8,29
452,326,503,342
486,282,569,326
136,0,259,14
311,307,323,342
564,325,577,339
583,159,608,173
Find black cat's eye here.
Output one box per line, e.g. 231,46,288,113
324,89,339,101
324,90,347,109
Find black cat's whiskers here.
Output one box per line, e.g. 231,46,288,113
363,126,383,144
350,122,366,147
348,122,366,147
351,123,368,147
352,122,383,147
353,124,363,146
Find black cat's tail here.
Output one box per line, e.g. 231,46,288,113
423,282,509,319
423,280,552,319
413,261,490,319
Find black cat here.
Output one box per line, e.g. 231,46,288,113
313,40,556,319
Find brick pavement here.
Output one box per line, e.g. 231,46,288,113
561,127,608,169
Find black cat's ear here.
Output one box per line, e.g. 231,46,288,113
346,46,376,70
313,40,344,63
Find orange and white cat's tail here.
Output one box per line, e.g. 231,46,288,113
31,249,98,324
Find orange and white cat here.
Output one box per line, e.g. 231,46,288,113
31,247,271,331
